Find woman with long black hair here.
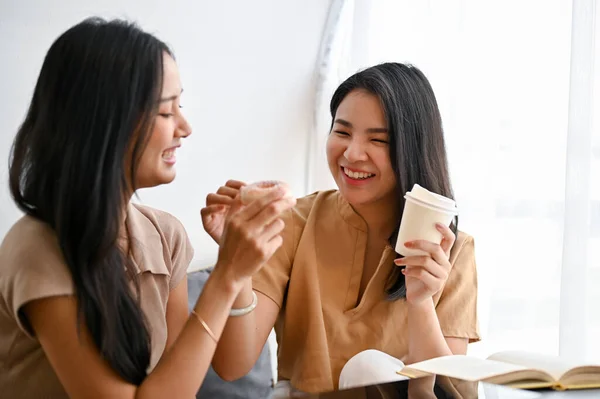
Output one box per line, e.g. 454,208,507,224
0,17,295,398
204,63,480,395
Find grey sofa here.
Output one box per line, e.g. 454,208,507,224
187,269,274,398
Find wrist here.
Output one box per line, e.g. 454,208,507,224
232,279,254,308
407,297,435,314
209,263,247,296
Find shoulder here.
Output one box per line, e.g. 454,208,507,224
280,190,340,235
450,230,474,256
449,230,476,271
129,204,193,285
293,189,339,219
130,203,188,242
2,215,59,248
0,215,69,278
0,216,74,336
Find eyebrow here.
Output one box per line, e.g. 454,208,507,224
333,118,388,134
160,88,184,103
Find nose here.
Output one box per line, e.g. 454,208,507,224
343,138,368,163
176,113,192,138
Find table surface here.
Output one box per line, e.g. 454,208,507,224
272,377,600,398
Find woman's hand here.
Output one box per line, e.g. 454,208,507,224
213,185,296,288
394,223,456,305
201,180,246,244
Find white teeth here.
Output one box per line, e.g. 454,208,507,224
343,167,373,180
162,149,175,159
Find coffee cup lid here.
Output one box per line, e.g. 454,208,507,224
404,193,459,215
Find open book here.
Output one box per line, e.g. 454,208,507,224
397,351,600,391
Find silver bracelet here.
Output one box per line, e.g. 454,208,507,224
230,290,258,317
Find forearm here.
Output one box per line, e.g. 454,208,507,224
212,280,262,380
136,268,240,398
406,299,452,364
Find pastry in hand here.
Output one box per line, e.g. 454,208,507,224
240,180,292,205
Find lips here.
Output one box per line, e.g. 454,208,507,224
162,146,179,164
342,166,375,180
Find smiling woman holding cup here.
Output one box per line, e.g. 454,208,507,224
201,63,479,395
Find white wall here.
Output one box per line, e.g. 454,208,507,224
0,1,330,269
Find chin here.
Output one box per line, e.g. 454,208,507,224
158,173,176,185
137,173,176,189
157,165,177,183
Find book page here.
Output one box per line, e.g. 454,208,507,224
561,366,600,387
399,355,532,382
487,351,574,381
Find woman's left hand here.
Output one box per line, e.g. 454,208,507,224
394,223,456,305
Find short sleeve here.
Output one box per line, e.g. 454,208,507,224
128,204,194,291
0,218,74,338
435,234,481,342
168,222,194,291
159,215,194,291
252,207,300,308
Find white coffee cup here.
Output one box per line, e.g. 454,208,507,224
395,184,458,257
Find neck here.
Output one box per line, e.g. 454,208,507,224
352,194,400,241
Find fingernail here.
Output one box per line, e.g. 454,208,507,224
404,241,413,248
435,223,444,229
401,269,406,275
394,259,404,265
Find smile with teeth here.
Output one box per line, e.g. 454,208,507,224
162,148,176,161
343,167,374,180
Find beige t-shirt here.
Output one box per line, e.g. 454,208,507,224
253,190,480,393
0,203,193,398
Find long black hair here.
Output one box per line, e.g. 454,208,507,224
330,63,458,301
9,17,171,384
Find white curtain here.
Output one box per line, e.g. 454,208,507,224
310,0,600,362
306,0,356,193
